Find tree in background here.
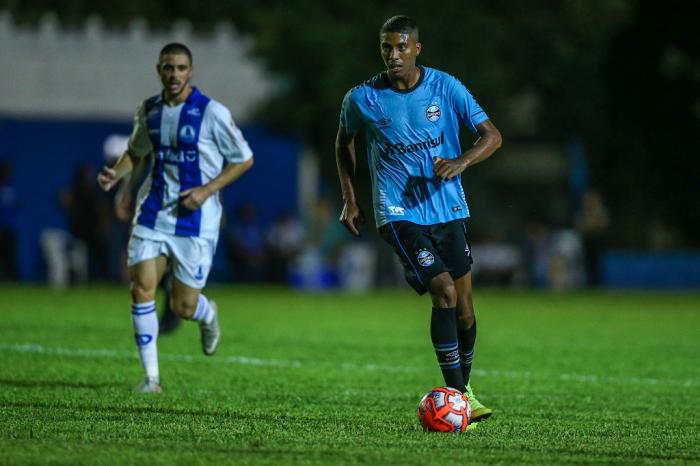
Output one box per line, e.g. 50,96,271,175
3,0,697,246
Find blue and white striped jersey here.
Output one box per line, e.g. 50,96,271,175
127,87,253,240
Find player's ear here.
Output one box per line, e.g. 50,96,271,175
415,42,422,56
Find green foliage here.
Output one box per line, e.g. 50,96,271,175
230,1,633,149
0,0,632,146
1,284,699,464
3,1,699,243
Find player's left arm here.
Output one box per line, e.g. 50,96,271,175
180,102,254,211
433,120,502,181
180,158,254,211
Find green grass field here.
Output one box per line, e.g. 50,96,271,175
1,285,699,465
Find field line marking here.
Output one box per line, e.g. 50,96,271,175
0,342,696,388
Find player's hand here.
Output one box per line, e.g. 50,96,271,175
433,156,467,181
180,185,213,211
97,167,118,192
339,200,366,237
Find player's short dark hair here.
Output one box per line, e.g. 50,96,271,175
380,15,419,39
159,42,193,63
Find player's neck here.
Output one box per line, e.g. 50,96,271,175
163,85,193,106
387,65,422,91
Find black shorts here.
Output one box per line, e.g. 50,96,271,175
379,219,473,295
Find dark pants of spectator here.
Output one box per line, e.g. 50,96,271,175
0,227,18,280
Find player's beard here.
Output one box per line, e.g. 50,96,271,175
163,80,191,102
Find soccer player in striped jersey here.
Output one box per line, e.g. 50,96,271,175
335,16,502,422
115,155,181,336
97,43,254,393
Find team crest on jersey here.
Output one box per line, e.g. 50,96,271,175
416,249,435,267
426,104,441,122
179,125,197,143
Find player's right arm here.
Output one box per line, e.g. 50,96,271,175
98,101,152,192
336,89,367,236
97,152,137,192
335,124,365,237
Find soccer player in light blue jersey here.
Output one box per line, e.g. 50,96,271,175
335,16,502,422
98,43,254,393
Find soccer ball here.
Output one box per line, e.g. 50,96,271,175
417,387,471,433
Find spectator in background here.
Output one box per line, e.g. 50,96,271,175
575,188,610,286
648,216,682,251
292,197,346,289
225,203,266,282
472,232,521,287
522,217,552,288
0,160,19,280
306,197,346,262
60,163,111,281
265,212,305,283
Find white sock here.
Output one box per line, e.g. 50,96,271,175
191,294,214,325
131,301,159,382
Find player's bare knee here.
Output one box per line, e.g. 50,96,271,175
457,295,475,327
169,295,197,319
457,309,475,329
429,275,457,308
130,281,155,303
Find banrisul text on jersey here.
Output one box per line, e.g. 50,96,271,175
385,132,445,156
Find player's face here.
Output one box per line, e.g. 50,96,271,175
157,53,193,100
380,32,421,79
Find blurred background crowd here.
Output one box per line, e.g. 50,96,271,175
0,0,698,291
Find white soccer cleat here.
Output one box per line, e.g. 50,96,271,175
200,299,221,356
137,376,162,394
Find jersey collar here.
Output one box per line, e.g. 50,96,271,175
160,86,200,107
186,86,201,103
382,66,425,94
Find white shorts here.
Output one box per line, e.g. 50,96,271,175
127,225,217,289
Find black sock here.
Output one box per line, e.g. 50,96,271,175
430,307,465,391
456,318,476,386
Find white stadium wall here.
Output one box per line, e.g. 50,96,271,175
0,12,277,122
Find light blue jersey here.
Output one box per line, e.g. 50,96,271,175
340,66,489,227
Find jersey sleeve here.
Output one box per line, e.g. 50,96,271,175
448,77,489,134
339,89,363,135
209,102,253,163
127,102,153,158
